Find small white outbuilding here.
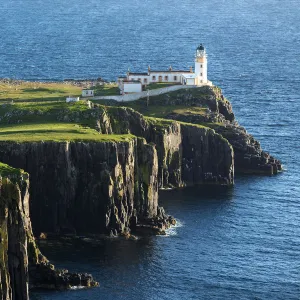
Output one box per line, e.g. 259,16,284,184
66,96,80,103
82,89,94,97
181,74,196,86
119,80,142,94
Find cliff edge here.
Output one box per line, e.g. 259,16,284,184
0,164,98,300
110,86,282,175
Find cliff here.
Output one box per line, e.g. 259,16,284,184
0,166,98,300
58,105,234,188
0,125,233,236
0,173,29,300
0,81,278,299
114,86,282,175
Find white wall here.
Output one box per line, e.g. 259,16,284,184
124,83,142,93
195,57,208,84
186,78,195,85
128,72,188,84
149,72,182,83
82,90,94,97
128,75,149,85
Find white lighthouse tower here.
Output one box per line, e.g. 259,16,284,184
194,44,208,85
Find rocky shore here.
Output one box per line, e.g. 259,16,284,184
0,171,98,300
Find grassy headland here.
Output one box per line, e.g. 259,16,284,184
0,123,133,142
0,81,81,103
0,81,133,143
0,81,222,144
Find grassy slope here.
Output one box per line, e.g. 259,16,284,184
0,81,81,103
0,82,133,142
0,81,221,143
120,104,209,118
0,162,25,177
0,123,133,142
93,83,120,96
146,83,177,90
99,86,227,131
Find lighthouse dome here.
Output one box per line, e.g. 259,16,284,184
197,44,205,51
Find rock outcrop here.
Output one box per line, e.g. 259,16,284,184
98,107,234,187
0,171,98,300
150,86,282,175
147,120,233,187
0,124,233,236
0,139,159,236
0,175,29,300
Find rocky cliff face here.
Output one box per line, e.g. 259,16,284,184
0,139,161,236
0,175,29,300
0,122,233,237
147,121,233,187
0,172,98,300
159,86,281,175
0,92,234,239
98,107,234,187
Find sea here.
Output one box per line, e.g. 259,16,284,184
1,0,299,299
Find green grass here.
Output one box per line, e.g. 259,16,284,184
113,101,209,119
2,99,89,112
145,116,174,126
0,123,134,143
0,81,224,145
0,162,25,177
0,82,81,103
146,83,178,90
0,100,93,126
93,84,120,96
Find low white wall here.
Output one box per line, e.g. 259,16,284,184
92,83,212,102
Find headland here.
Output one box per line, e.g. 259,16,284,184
0,78,281,299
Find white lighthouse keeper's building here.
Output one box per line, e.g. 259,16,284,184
118,44,210,93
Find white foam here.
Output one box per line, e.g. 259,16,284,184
70,285,86,290
161,219,184,237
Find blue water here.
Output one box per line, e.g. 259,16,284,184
2,0,300,299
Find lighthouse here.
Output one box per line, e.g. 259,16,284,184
118,44,212,93
194,44,208,85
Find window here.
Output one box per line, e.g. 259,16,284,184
200,73,203,76
158,76,162,82
138,78,141,82
144,78,147,83
200,64,203,68
174,76,177,81
152,76,156,80
164,76,168,81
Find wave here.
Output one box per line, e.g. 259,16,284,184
161,219,184,237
